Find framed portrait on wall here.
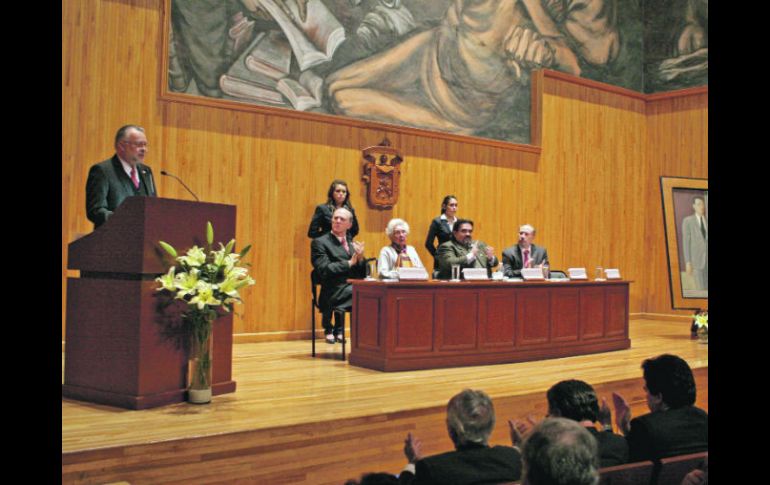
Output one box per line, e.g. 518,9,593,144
660,176,708,310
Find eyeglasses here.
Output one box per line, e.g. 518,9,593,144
123,141,149,148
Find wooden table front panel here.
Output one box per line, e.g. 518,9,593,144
351,280,630,371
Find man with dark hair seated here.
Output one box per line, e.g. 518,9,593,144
398,389,522,484
612,354,708,461
547,379,629,467
520,417,600,485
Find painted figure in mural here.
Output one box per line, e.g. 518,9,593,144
645,0,707,91
169,0,310,97
326,0,620,136
682,195,707,291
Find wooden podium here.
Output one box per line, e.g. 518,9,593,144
63,197,237,409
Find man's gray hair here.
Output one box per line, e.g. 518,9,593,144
446,389,496,445
114,124,145,147
521,417,599,485
519,224,536,234
385,218,410,238
333,207,353,221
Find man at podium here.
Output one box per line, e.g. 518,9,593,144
86,125,157,228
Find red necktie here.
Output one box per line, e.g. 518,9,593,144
341,237,350,254
130,167,140,189
523,249,530,268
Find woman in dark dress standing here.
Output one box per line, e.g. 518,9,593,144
424,195,459,272
307,179,359,239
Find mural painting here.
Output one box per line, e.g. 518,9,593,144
165,1,703,144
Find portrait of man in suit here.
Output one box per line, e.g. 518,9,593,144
675,191,707,298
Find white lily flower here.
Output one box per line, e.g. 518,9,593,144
190,281,222,310
155,267,176,291
178,246,207,267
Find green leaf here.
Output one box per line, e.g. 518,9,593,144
225,239,235,254
159,241,178,259
206,221,214,246
239,244,252,258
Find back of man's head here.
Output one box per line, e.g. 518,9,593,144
446,389,495,446
642,354,696,409
546,380,599,423
521,417,599,485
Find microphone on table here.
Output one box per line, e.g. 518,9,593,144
160,170,200,202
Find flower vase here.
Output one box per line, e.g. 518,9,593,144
187,324,214,404
696,327,708,344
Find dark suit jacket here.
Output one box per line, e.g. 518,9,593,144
311,232,366,312
307,203,359,239
399,443,522,485
586,427,629,468
502,244,549,278
86,155,157,228
626,406,708,462
425,216,453,252
436,239,498,280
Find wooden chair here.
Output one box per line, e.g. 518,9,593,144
599,460,655,485
653,452,707,485
310,270,347,361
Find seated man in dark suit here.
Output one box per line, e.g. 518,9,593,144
398,389,522,484
435,219,498,280
611,354,708,462
502,224,548,278
520,417,600,485
512,379,629,468
86,125,157,228
311,208,366,344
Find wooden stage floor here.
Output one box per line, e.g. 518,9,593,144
62,318,708,484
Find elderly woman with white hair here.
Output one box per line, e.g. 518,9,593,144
378,218,424,279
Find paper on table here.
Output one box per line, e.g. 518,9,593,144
568,267,588,280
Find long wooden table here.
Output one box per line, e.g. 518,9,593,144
350,279,630,371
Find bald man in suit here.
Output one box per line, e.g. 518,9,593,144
86,125,157,228
502,224,549,278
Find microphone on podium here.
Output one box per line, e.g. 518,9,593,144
160,170,200,202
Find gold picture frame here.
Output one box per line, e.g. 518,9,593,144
660,176,708,310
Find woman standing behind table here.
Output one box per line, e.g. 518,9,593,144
378,218,424,280
424,195,459,271
307,179,360,239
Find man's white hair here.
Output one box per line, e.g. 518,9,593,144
519,224,536,234
386,218,410,237
333,207,353,221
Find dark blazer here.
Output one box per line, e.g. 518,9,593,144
398,443,522,485
311,232,366,312
626,406,708,462
307,203,359,239
436,238,498,280
425,216,454,256
86,155,157,228
586,427,629,468
502,244,549,278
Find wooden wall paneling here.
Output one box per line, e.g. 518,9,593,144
62,2,708,341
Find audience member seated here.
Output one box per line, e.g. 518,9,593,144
378,218,424,280
435,219,498,279
520,417,600,485
345,472,399,485
398,389,522,484
512,379,628,468
612,354,708,462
